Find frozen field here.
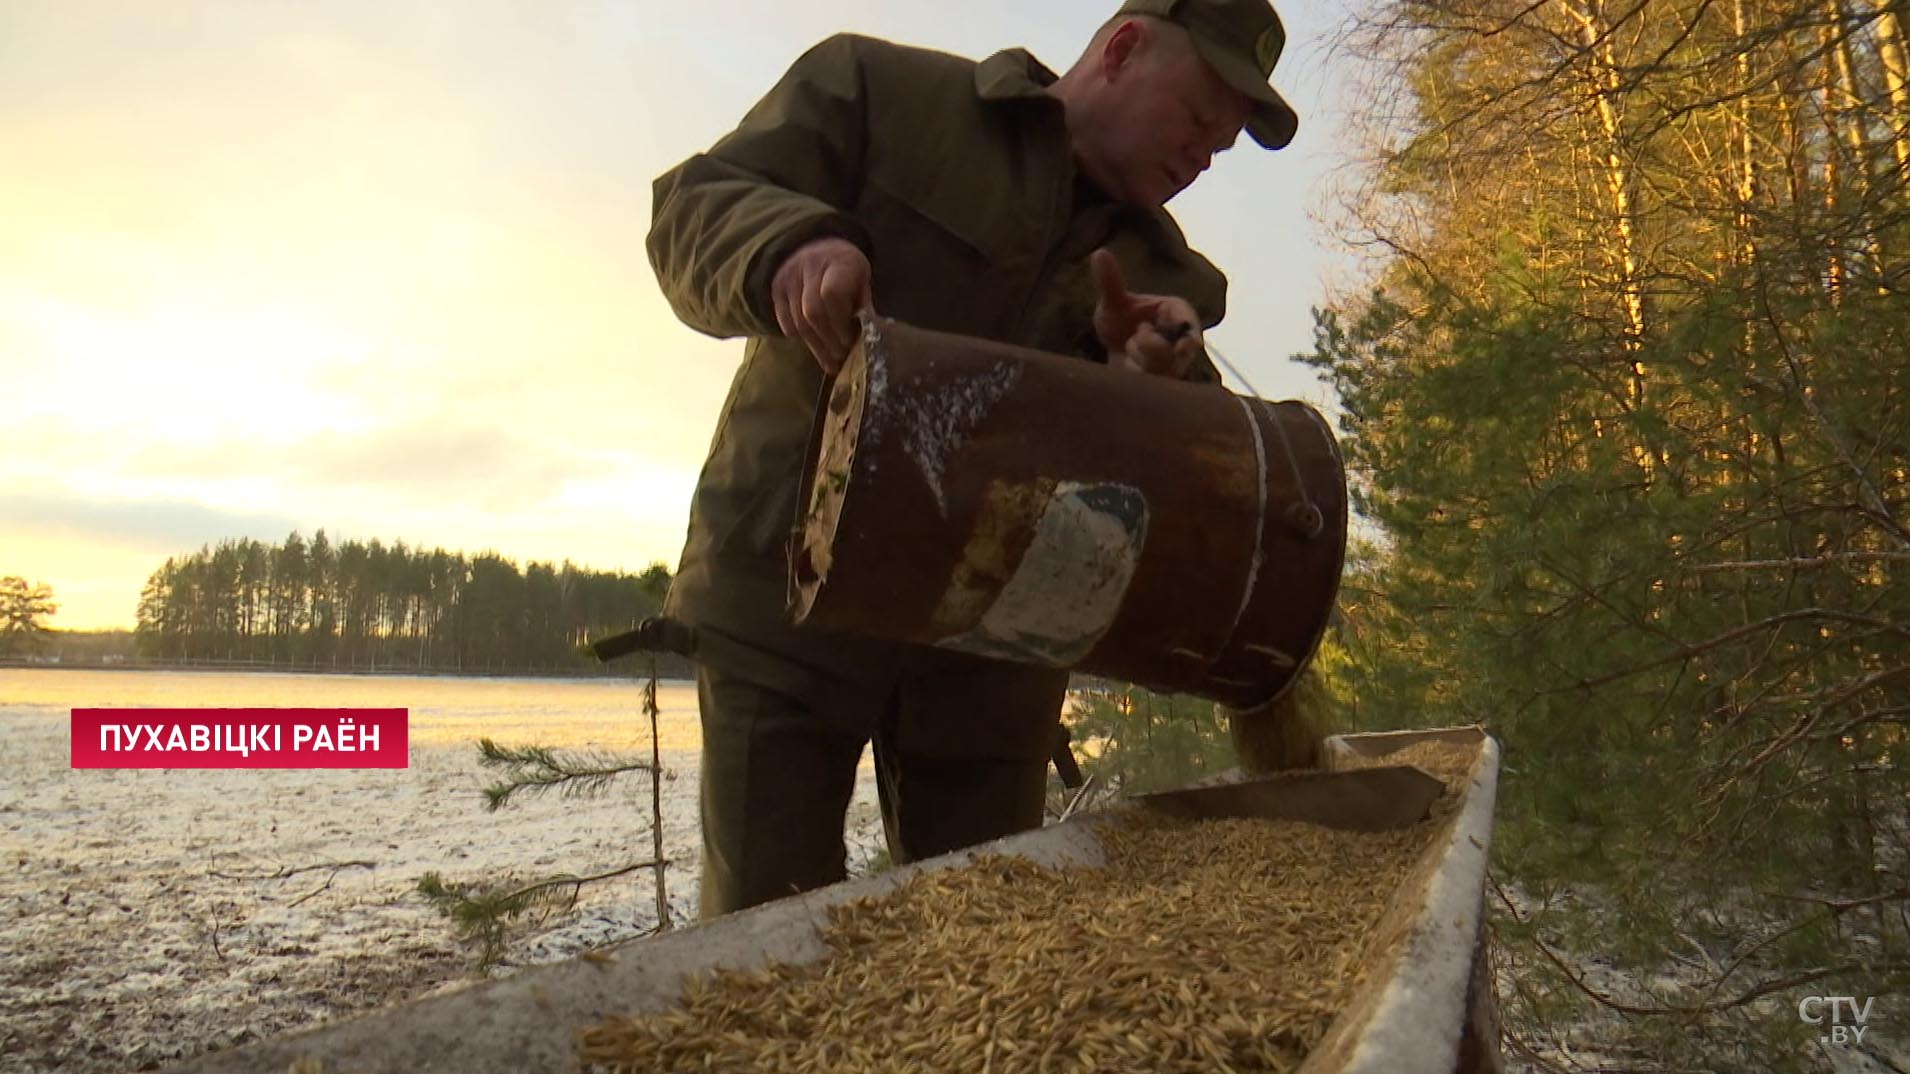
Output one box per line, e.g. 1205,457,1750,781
0,668,883,1073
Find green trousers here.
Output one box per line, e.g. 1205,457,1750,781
695,664,1050,919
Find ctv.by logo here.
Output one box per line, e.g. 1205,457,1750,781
1798,995,1876,1045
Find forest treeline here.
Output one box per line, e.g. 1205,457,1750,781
134,531,672,672
1308,0,1908,1064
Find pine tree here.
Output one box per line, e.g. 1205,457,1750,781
1320,0,1910,1061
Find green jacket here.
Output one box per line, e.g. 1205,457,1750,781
648,34,1229,759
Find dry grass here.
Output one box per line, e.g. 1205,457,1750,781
578,749,1475,1074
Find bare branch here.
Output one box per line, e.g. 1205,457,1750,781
1687,551,1910,572
210,860,376,882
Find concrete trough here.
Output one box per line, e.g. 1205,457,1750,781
165,726,1501,1074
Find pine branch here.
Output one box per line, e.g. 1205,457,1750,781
1759,887,1910,915
1707,665,1910,798
1540,607,1903,694
1688,550,1910,573
1523,915,1904,1018
1499,866,1908,1021
416,859,665,971
476,737,655,812
1756,282,1910,550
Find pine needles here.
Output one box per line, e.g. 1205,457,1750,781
423,655,675,969
475,738,655,812
416,861,664,971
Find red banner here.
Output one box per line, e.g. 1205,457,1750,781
71,708,409,769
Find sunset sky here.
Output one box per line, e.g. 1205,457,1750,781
2,0,1365,631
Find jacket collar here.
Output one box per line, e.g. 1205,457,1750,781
974,48,1062,103
973,47,1180,238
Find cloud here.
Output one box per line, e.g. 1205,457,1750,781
120,424,586,509
0,490,302,554
285,426,583,497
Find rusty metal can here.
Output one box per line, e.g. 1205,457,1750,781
790,317,1346,711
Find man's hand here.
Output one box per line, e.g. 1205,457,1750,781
771,237,873,375
1090,247,1203,378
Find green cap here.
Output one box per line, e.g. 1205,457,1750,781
1115,0,1300,149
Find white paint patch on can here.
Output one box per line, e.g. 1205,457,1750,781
891,361,1021,516
940,481,1149,666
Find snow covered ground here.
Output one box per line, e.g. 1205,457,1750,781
0,669,883,1073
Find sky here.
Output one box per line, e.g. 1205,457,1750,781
1,0,1368,631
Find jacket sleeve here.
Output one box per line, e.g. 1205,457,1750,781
1180,281,1228,387
1086,215,1232,387
647,34,874,340
1160,219,1229,388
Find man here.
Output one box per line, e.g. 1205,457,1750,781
647,0,1299,918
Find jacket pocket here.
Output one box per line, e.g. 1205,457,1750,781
863,166,998,260
857,170,1018,335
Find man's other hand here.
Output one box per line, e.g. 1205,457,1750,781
1090,247,1202,378
772,237,874,375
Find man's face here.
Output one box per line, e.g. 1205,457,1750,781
1083,27,1253,208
